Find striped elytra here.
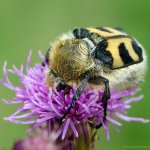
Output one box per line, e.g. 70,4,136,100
73,27,143,69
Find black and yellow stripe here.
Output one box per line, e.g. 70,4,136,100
73,27,143,70
95,36,143,69
87,27,126,37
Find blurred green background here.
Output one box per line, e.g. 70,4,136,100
0,0,150,149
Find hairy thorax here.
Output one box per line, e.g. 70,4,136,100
49,38,94,82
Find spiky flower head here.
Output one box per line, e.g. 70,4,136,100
0,51,149,149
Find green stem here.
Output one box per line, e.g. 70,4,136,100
75,122,96,150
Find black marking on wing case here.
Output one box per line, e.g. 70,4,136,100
132,40,143,62
119,43,134,65
73,28,90,39
106,35,130,39
94,39,113,69
96,27,112,33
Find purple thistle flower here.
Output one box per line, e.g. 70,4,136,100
13,129,59,150
0,51,149,142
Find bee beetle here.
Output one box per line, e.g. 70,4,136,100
44,27,147,128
